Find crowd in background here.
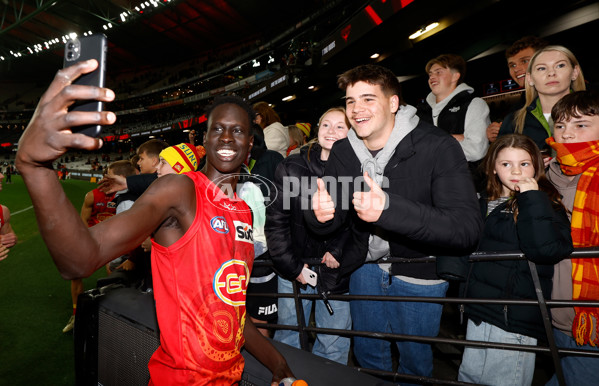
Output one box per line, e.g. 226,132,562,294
3,30,599,386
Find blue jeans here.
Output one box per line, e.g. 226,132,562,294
273,276,351,364
349,263,448,378
458,320,537,386
546,328,599,386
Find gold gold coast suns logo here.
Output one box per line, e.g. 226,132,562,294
213,259,250,306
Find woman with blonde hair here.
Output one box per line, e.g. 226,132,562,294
498,45,585,153
265,106,353,364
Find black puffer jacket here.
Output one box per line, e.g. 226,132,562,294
265,143,350,294
463,191,573,340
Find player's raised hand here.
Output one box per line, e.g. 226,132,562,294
353,171,387,223
312,178,335,223
16,59,116,169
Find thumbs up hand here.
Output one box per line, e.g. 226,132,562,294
312,178,335,223
352,171,387,223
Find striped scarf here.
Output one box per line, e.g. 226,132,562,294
548,137,599,346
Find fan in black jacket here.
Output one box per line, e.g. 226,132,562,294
305,64,482,378
457,134,573,386
265,107,353,364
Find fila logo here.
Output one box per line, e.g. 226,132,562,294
448,106,461,113
234,221,253,244
258,304,278,316
210,216,229,234
213,259,249,306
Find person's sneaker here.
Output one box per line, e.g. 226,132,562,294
62,315,75,333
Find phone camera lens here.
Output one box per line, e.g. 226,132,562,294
67,51,73,59
67,42,74,50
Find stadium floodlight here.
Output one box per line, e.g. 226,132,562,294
409,22,439,40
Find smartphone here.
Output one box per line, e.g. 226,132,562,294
301,267,318,287
63,33,108,137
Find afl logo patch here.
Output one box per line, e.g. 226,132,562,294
210,216,229,234
213,259,249,306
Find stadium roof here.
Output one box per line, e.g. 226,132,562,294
0,0,364,81
1,0,598,112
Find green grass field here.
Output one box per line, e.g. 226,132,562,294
0,175,107,386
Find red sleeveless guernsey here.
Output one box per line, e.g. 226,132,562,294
88,188,116,227
148,171,254,385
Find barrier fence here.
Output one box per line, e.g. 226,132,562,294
250,248,599,386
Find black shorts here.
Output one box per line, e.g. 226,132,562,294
246,274,278,322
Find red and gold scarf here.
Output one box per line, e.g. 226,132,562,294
548,137,599,346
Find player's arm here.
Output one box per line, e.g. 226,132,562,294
80,191,94,225
0,205,17,248
243,317,295,386
14,60,187,279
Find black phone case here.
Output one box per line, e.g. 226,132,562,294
63,34,107,137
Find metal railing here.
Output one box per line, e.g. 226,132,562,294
250,248,599,386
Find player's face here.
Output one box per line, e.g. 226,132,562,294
137,151,159,174
507,47,535,87
203,103,253,177
554,114,599,143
